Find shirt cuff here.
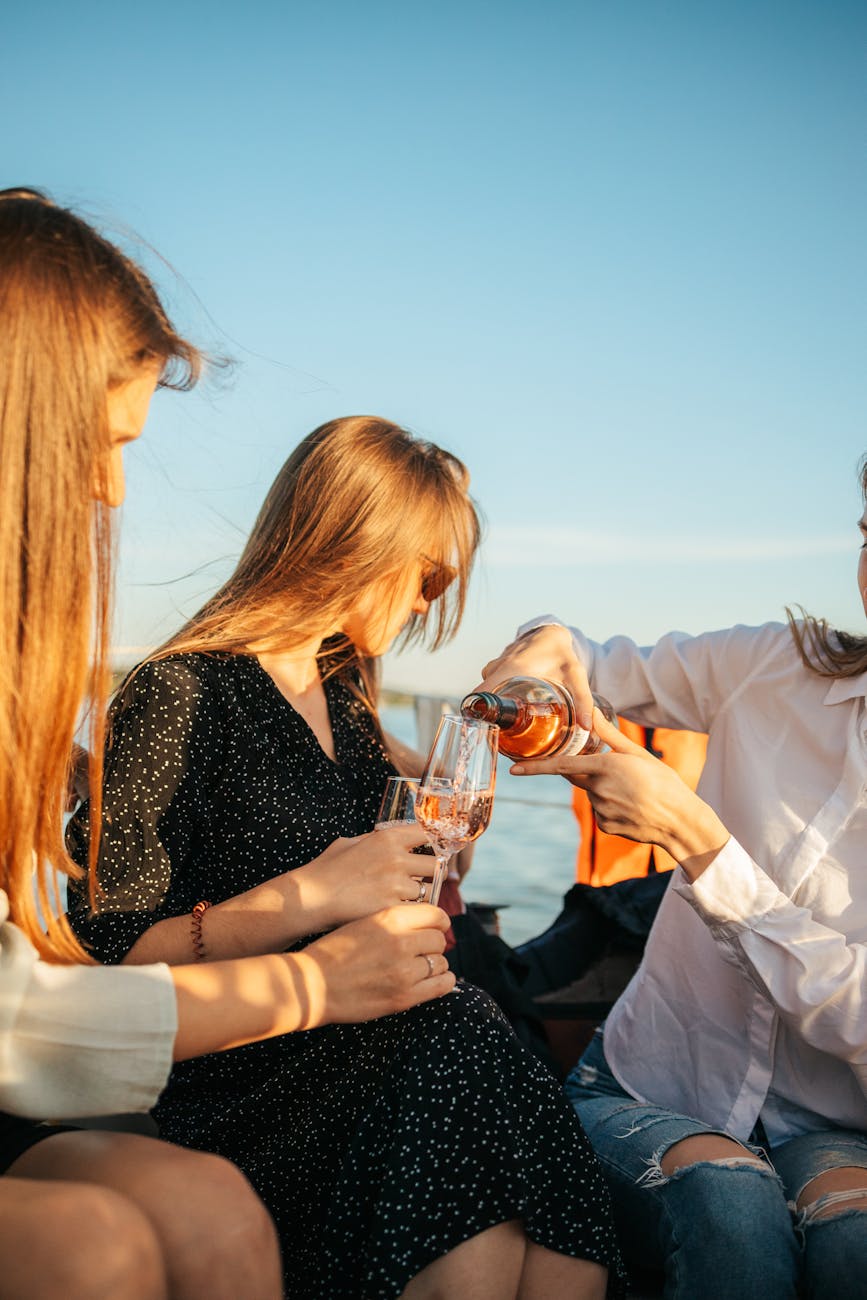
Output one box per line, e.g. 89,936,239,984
515,615,595,669
672,836,780,929
3,957,177,1120
516,613,568,637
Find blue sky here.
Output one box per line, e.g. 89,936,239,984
4,0,865,693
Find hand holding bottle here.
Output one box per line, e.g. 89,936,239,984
461,676,617,759
478,623,595,732
511,710,728,880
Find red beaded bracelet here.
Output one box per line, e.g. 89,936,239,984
190,900,212,960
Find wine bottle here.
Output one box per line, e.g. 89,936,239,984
459,677,617,760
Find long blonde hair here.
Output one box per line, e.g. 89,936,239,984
0,188,200,961
148,416,481,696
787,454,867,678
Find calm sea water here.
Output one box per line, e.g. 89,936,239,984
380,703,579,947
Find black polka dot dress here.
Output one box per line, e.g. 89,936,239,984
67,654,624,1298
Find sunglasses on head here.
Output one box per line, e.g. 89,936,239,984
421,560,458,603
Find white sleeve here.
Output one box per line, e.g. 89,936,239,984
517,615,789,733
0,914,177,1120
674,841,867,1093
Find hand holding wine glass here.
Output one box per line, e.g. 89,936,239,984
414,714,497,906
375,775,434,903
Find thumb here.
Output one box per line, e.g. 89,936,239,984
592,708,647,756
380,903,451,933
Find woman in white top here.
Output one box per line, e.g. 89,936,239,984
480,471,867,1298
0,189,454,1300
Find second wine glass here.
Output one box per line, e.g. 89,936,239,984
414,714,498,907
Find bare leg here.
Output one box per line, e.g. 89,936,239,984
660,1133,759,1176
518,1243,608,1300
10,1129,282,1300
398,1221,608,1300
399,1220,526,1300
0,1176,168,1300
797,1165,867,1218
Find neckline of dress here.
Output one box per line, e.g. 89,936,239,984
241,654,346,768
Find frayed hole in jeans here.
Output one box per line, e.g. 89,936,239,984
797,1186,867,1225
635,1149,668,1188
636,1152,770,1190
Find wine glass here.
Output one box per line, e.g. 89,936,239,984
375,776,438,902
414,714,498,906
376,774,439,902
375,776,420,830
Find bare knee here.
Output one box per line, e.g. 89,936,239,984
520,1243,607,1300
659,1134,762,1177
21,1182,166,1300
156,1150,281,1298
400,1220,526,1299
796,1165,867,1222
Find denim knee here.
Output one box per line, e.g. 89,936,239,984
654,1157,800,1298
797,1207,867,1300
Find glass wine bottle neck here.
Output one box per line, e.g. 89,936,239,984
460,691,522,728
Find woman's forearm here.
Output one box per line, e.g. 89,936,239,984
660,793,730,882
170,951,313,1056
123,873,312,966
169,906,455,1059
122,828,431,966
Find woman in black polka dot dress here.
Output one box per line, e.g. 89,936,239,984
68,417,624,1300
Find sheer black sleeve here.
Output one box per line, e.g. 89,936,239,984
66,657,226,964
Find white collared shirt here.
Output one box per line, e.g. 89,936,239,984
0,890,177,1119
520,617,867,1143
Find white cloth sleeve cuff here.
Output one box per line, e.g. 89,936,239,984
672,837,780,928
516,613,563,638
515,615,596,673
1,928,177,1119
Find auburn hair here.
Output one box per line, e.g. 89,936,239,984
787,454,867,678
146,416,482,702
0,188,200,961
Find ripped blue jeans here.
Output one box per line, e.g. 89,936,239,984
565,1030,867,1299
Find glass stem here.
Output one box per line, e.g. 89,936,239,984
428,850,453,907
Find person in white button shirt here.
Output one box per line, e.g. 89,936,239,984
480,476,867,1299
0,189,455,1300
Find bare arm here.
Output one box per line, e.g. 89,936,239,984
170,904,454,1058
0,902,454,1118
123,824,437,966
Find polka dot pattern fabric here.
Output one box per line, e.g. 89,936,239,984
67,654,624,1297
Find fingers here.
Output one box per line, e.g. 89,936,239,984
379,902,452,935
477,625,595,730
404,969,456,1006
403,877,431,904
416,951,450,982
591,708,646,755
563,668,594,732
370,824,431,852
369,824,426,845
476,630,540,688
509,754,609,786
